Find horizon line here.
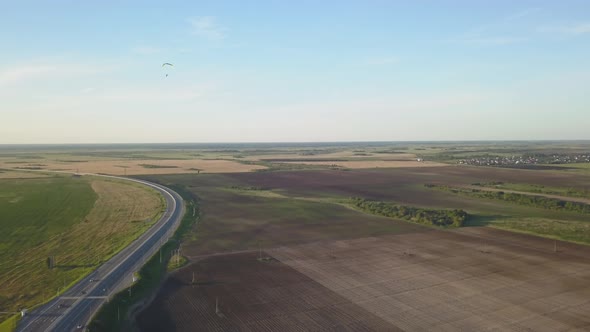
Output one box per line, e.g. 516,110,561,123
2,139,590,147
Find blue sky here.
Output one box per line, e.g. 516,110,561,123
1,0,589,143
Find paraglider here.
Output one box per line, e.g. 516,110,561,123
162,63,173,78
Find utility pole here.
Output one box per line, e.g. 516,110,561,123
215,297,219,315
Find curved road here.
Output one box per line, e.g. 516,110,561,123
16,176,185,332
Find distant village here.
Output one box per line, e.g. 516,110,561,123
458,153,590,167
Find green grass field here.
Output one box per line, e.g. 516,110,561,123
492,218,590,245
473,181,590,198
0,175,96,324
0,176,97,257
0,172,164,325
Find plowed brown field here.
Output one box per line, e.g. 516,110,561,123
137,252,395,332
138,228,590,331
270,228,590,331
137,166,590,331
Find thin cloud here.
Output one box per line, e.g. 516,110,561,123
0,63,114,86
447,36,526,45
80,87,96,94
504,7,541,22
365,56,399,66
188,16,227,40
0,65,57,85
103,86,205,103
539,22,590,35
132,46,163,55
445,8,537,46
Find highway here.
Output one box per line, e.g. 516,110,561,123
16,176,185,332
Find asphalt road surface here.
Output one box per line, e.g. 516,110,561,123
16,176,185,332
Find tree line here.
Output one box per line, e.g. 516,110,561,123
350,197,469,227
426,184,590,214
472,181,590,199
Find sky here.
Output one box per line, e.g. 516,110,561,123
1,0,590,143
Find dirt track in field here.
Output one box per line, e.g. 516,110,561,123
270,227,590,331
136,252,396,332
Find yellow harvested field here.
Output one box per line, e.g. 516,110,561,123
0,170,49,179
68,179,165,258
281,160,446,168
0,178,164,314
0,159,266,175
84,179,164,242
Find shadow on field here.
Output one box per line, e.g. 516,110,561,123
465,214,506,227
55,264,96,270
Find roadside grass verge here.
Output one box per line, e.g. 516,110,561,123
0,315,18,332
87,185,197,332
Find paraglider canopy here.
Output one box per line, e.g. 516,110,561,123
162,63,173,78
